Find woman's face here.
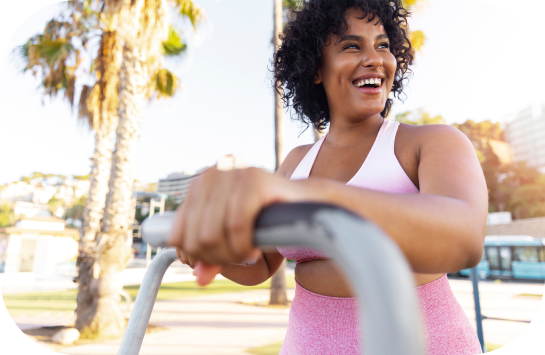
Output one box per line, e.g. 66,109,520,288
315,8,397,122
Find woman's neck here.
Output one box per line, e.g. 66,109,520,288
326,114,384,146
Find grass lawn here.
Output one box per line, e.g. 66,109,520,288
246,341,283,355
3,276,296,318
245,342,503,355
485,343,503,352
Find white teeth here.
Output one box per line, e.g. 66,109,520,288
355,78,381,87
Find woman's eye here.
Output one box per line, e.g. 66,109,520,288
343,43,360,50
378,42,390,49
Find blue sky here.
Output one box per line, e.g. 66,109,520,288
1,0,544,185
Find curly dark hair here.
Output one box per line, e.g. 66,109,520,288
273,0,413,131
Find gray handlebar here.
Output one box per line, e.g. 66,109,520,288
121,203,425,355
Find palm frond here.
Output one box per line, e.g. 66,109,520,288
34,39,75,66
408,30,426,53
171,0,202,32
78,84,94,127
65,74,77,107
149,68,180,99
162,25,187,57
283,0,302,10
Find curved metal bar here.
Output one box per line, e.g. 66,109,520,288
126,202,426,355
118,248,179,355
255,203,424,355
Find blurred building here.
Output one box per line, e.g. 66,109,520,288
157,156,246,204
157,171,200,205
505,103,545,172
0,177,90,218
487,212,512,225
0,216,79,277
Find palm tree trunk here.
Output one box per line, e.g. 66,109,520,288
78,47,146,338
75,124,114,334
270,0,288,306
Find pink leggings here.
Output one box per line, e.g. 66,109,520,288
279,274,483,355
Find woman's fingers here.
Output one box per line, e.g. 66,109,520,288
192,169,237,264
225,168,265,260
194,261,224,287
168,167,283,267
176,247,189,265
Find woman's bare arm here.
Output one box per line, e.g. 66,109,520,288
290,125,488,273
169,126,486,282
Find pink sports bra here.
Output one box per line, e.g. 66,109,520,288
277,118,419,263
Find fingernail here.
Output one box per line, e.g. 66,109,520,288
193,264,200,277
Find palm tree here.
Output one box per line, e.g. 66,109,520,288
16,2,122,329
17,0,200,338
76,0,202,338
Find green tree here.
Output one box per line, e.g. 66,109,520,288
0,204,14,228
164,195,178,211
65,195,87,222
47,195,64,216
73,174,90,180
451,118,545,218
395,108,445,125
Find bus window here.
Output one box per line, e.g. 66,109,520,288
514,247,539,262
540,247,545,262
487,247,500,269
500,247,512,270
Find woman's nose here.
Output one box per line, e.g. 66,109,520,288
361,48,383,69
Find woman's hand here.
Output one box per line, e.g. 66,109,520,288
167,167,319,286
176,247,233,286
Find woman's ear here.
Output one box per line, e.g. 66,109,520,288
314,69,322,85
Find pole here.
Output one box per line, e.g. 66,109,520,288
146,200,155,268
269,0,288,306
470,266,486,353
156,198,165,253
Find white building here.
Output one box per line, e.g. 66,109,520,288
0,216,79,277
157,172,198,204
505,103,545,172
157,156,246,204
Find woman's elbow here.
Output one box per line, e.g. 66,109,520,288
462,233,485,270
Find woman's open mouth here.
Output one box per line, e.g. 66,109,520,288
353,77,383,95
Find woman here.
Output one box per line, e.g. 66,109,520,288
168,0,487,354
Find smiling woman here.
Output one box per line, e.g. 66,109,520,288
168,0,488,354
274,0,413,131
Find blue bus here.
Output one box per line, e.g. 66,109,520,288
459,236,545,280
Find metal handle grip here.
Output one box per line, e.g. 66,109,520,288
141,211,257,266
120,202,425,355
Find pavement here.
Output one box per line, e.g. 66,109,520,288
0,259,196,295
7,275,545,354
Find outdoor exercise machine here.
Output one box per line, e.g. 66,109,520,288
117,202,483,355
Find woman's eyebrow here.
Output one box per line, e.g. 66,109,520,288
338,33,389,44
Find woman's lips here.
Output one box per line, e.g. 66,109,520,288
354,83,383,95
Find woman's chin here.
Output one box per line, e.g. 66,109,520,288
353,107,385,118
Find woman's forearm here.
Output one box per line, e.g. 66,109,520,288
220,256,269,286
291,178,486,274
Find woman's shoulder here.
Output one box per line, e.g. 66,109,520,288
396,123,473,161
397,123,468,145
277,144,315,178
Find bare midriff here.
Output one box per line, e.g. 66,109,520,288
295,259,444,297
